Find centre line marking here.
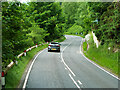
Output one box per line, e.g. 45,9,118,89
69,74,81,89
61,42,76,77
78,80,82,85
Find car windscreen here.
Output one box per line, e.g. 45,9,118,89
51,42,58,44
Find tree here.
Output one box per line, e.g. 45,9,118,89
96,2,120,45
2,2,27,67
61,2,80,28
28,2,65,41
2,2,65,68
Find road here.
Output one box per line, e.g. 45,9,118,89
25,35,119,89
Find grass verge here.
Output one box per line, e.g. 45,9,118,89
5,44,48,88
5,36,66,88
83,42,87,51
82,36,118,76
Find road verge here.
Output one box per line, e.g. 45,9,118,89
81,35,119,79
5,36,66,88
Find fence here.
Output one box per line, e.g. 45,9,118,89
3,42,48,75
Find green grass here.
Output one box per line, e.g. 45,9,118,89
82,36,118,76
88,45,118,75
83,41,87,51
5,36,66,88
65,24,84,37
5,44,48,88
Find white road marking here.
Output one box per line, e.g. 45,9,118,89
61,42,76,77
22,49,46,89
80,41,120,80
78,80,82,85
69,74,81,89
61,57,76,77
65,36,67,39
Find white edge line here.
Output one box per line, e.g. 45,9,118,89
80,40,120,80
61,42,76,77
69,74,81,89
22,49,46,89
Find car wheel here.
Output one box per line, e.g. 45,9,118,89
48,50,50,52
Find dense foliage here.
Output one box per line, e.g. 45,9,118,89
2,2,65,68
2,1,120,68
62,2,120,47
93,3,120,45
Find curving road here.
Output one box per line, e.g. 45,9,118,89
25,35,119,89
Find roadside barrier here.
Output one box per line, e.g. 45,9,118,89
36,44,37,48
1,71,5,89
24,50,26,56
1,42,48,89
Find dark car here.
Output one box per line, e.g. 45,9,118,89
48,42,61,52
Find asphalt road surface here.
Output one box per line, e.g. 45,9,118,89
25,35,119,89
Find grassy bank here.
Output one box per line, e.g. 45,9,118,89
83,42,87,51
5,44,48,88
5,36,66,88
82,36,118,76
64,24,85,38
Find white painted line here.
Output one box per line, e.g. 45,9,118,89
80,46,82,54
78,80,82,85
65,36,67,39
69,74,81,89
22,49,46,89
62,58,76,77
80,41,120,80
61,42,76,77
